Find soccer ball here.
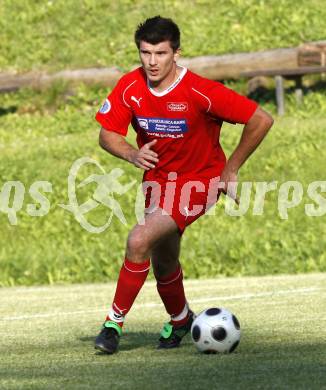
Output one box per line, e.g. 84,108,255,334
191,307,241,353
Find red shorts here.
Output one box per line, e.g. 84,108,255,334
144,177,221,234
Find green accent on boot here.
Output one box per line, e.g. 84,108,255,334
160,322,173,339
104,320,122,336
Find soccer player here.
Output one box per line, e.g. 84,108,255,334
94,16,273,354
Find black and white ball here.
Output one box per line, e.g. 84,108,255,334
191,307,241,353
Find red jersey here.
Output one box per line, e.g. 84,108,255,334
95,67,257,182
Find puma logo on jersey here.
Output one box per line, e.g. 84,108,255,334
131,96,143,107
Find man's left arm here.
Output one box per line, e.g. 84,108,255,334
220,107,274,188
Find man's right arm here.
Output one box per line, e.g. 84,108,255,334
99,127,159,171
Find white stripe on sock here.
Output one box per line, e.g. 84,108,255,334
157,268,182,285
171,302,189,321
109,306,125,323
123,261,150,273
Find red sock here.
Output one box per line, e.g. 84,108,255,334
106,258,150,327
156,265,189,326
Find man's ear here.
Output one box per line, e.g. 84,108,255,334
173,48,181,62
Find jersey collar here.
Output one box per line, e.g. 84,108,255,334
147,66,187,97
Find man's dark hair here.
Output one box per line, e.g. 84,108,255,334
135,16,180,51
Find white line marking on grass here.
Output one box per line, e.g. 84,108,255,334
187,287,322,305
141,287,322,308
0,287,322,321
2,274,325,295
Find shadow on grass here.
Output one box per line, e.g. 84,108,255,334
1,335,325,389
0,106,17,116
248,79,326,106
80,331,157,352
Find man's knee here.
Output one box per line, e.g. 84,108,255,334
126,230,150,260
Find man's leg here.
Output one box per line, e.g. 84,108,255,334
152,231,187,322
152,231,194,349
106,209,179,324
95,208,178,354
151,230,181,278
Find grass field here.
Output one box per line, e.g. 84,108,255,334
0,0,325,285
0,273,325,389
1,0,325,72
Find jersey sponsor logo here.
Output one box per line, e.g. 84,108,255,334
99,99,111,114
138,118,149,130
136,116,188,135
167,102,188,112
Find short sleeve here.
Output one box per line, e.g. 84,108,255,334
95,78,133,136
205,80,258,124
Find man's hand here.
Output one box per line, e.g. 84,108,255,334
130,139,159,170
99,129,159,170
220,167,239,205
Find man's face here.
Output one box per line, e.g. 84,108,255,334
139,40,180,85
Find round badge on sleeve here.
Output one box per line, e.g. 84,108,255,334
99,99,111,114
